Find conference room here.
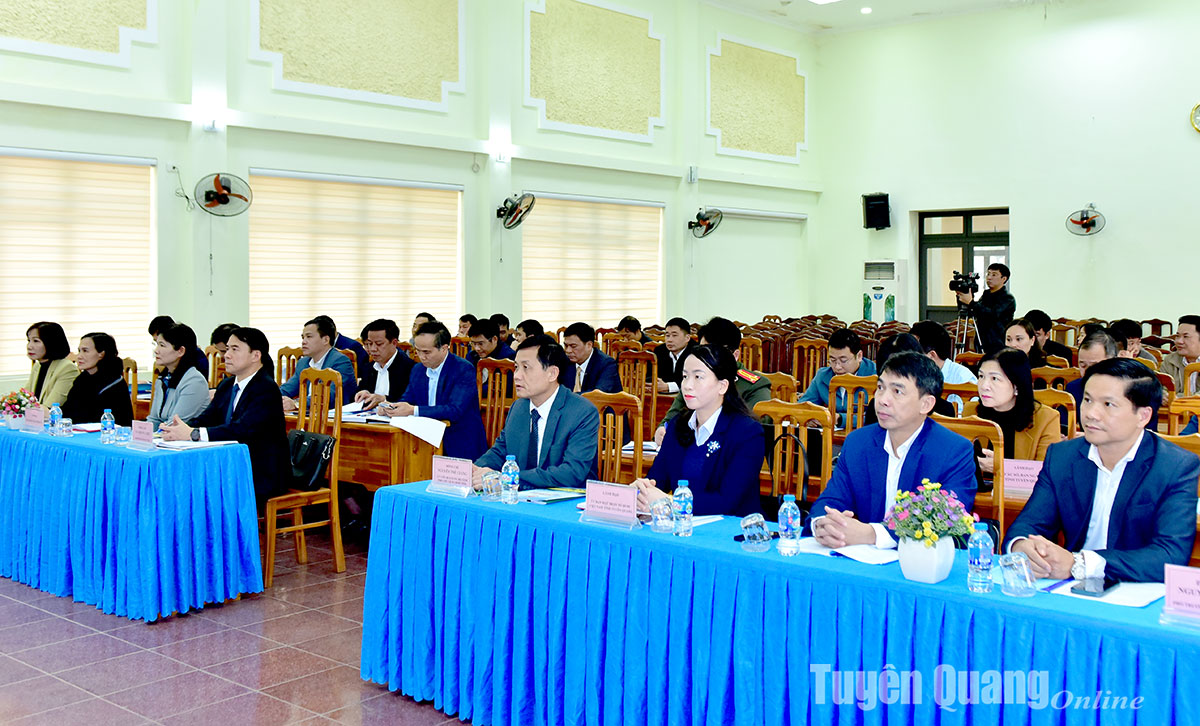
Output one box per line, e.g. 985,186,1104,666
1,0,1197,723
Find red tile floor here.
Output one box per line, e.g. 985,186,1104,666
0,534,464,725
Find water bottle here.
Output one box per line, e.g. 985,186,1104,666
967,522,994,593
48,403,62,434
100,409,116,445
777,494,801,556
672,480,693,537
500,455,520,505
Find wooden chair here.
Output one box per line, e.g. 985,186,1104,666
942,381,979,415
739,337,764,372
398,341,419,362
932,414,1007,535
1167,397,1200,436
1035,388,1077,439
1142,335,1173,351
762,314,782,324
595,328,618,355
828,374,877,442
1142,347,1164,365
337,348,358,379
1184,362,1200,397
450,336,471,359
1032,366,1080,391
1050,323,1076,347
763,372,798,402
617,351,658,439
264,368,346,588
1044,355,1070,369
1142,318,1173,337
582,391,643,482
121,357,138,411
477,358,516,446
790,338,828,390
753,400,833,502
955,351,982,370
276,346,302,385
608,339,643,358
203,345,226,387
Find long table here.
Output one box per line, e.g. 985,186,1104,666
0,427,262,622
284,415,438,490
361,484,1200,726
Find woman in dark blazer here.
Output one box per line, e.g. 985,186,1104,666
634,344,764,517
61,332,133,425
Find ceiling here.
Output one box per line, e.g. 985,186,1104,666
706,0,1047,34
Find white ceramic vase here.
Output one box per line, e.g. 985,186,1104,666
898,536,955,584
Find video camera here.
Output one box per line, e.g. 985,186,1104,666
948,270,980,295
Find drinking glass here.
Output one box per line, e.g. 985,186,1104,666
650,498,674,533
481,472,501,502
998,552,1038,597
114,426,132,446
740,513,772,552
58,418,74,437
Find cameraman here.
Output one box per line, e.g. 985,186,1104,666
955,263,1015,354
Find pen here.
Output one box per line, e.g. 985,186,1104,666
1042,578,1072,593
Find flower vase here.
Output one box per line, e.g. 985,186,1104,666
898,536,955,584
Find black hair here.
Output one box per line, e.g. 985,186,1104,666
1082,357,1162,413
415,312,435,322
665,316,690,332
880,351,943,400
26,321,70,361
1080,330,1119,358
469,318,501,340
1006,318,1046,365
696,317,741,353
672,345,752,477
209,323,240,347
827,328,862,355
516,319,544,337
81,332,123,379
877,333,923,367
1105,327,1129,352
159,323,199,391
516,334,570,384
909,320,952,362
617,315,642,333
988,263,1011,280
361,318,400,342
1179,315,1200,330
458,313,478,326
228,327,273,374
415,321,452,348
977,347,1037,432
1079,322,1106,338
1024,309,1052,334
147,315,175,337
489,313,510,328
1109,319,1142,342
305,316,336,344
564,322,596,343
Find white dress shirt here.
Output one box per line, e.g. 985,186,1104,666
870,425,923,549
309,349,330,370
665,349,683,394
688,407,722,446
199,371,256,442
939,358,978,414
1079,432,1144,578
528,386,560,466
372,350,397,397
414,356,447,417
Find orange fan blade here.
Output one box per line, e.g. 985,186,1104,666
228,192,248,202
213,175,226,193
205,199,220,208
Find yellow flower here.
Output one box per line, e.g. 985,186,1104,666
926,482,942,491
930,534,939,542
924,539,934,548
914,530,923,539
921,478,930,484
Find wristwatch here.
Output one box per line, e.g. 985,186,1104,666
191,429,201,442
1071,552,1086,580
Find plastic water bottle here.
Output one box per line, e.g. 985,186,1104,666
99,409,116,444
777,494,802,556
500,455,520,505
672,480,693,537
48,403,62,434
967,522,994,593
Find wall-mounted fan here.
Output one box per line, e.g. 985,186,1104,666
688,208,722,238
497,193,535,229
194,173,252,216
1065,203,1105,236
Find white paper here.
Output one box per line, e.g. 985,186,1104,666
341,401,365,414
155,440,238,450
520,489,585,504
388,415,447,447
691,515,722,528
793,537,899,565
136,393,152,401
621,441,660,454
72,423,102,433
1050,581,1166,608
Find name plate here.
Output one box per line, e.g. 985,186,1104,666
1161,564,1200,629
426,455,474,498
130,421,155,450
1003,459,1043,498
22,407,44,433
581,480,641,530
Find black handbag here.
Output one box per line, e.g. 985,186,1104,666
287,429,335,491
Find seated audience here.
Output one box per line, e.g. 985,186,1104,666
1065,330,1120,408
148,323,209,428
803,352,976,548
910,320,977,412
161,328,289,506
410,312,435,345
1004,358,1199,583
319,315,368,373
966,348,1062,474
280,316,358,410
1161,315,1200,394
23,321,77,407
473,335,599,489
799,328,878,409
380,321,487,460
1109,319,1156,364
654,317,697,394
634,345,765,517
512,319,544,346
354,318,416,409
1005,318,1047,367
1024,309,1074,362
616,315,652,345
561,322,622,394
209,323,240,354
466,318,516,365
457,314,478,338
863,334,956,425
489,313,513,346
149,314,208,377
61,332,133,425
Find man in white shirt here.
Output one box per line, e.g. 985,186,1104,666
279,317,358,410
911,320,978,413
354,318,415,410
1004,358,1199,583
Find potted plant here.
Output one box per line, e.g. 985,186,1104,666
2,388,37,429
885,478,976,584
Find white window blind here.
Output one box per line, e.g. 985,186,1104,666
0,155,155,379
248,174,462,357
521,197,662,331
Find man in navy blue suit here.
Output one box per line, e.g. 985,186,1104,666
1004,358,1199,583
380,321,486,461
280,316,358,410
472,335,599,489
805,352,977,549
561,322,622,394
466,318,515,366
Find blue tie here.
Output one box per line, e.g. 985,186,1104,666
225,383,240,425
527,408,541,468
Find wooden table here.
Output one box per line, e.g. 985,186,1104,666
284,415,440,491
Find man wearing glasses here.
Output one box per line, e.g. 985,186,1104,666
799,329,877,416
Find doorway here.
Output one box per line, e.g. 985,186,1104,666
918,209,1010,324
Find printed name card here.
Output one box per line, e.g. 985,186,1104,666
581,480,640,528
22,407,44,433
1003,459,1043,498
130,421,155,450
427,455,474,498
1161,564,1200,628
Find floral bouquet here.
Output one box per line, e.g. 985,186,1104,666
885,478,976,548
2,388,38,416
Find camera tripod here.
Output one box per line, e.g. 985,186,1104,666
952,304,982,356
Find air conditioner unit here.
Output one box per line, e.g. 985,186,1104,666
862,259,907,323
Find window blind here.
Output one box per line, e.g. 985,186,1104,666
0,155,155,379
520,197,662,331
247,173,462,357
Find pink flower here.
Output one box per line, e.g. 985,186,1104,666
898,510,910,520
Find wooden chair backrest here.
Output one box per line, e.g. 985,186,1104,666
955,352,982,370
450,336,471,359
762,314,782,324
1142,348,1164,365
754,399,833,500
828,374,877,436
942,381,979,415
1142,318,1173,337
204,345,225,388
582,391,643,482
336,348,358,379
1167,396,1200,436
276,346,302,385
1034,388,1076,439
608,339,643,358
1032,366,1080,391
121,357,138,411
932,414,1007,535
763,372,798,402
1142,335,1173,350
791,338,828,390
1044,355,1070,369
617,351,657,439
1184,362,1200,397
1050,324,1077,347
595,328,617,355
739,337,764,372
477,358,516,446
397,341,419,362
297,368,342,494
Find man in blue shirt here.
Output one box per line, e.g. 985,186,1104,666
799,328,877,410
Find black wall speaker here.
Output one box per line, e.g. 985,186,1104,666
862,193,890,230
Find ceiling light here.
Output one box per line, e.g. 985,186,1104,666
861,6,873,13
806,0,843,5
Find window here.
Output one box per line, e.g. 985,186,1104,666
0,154,155,378
917,208,1009,323
248,173,462,356
520,196,662,331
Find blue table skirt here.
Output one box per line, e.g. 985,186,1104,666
362,484,1200,726
0,428,263,621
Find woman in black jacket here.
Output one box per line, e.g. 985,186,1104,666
61,332,133,425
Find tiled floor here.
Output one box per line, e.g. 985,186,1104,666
0,534,464,726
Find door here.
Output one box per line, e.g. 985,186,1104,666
918,210,1009,324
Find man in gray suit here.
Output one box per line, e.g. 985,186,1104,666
472,335,600,490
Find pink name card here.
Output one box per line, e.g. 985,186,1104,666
1163,564,1200,621
1004,459,1043,499
130,421,155,449
22,407,44,433
427,455,474,497
584,480,639,524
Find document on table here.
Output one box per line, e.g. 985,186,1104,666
520,489,586,504
794,537,899,565
621,441,659,454
1040,580,1166,608
388,415,446,447
73,423,102,433
572,499,719,526
155,440,238,450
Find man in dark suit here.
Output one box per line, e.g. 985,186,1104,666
473,335,599,489
489,313,514,347
1004,358,1199,583
465,318,516,366
161,327,290,506
280,316,358,409
380,321,487,460
561,322,622,394
654,316,696,395
803,352,977,548
354,318,416,410
1025,309,1074,362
